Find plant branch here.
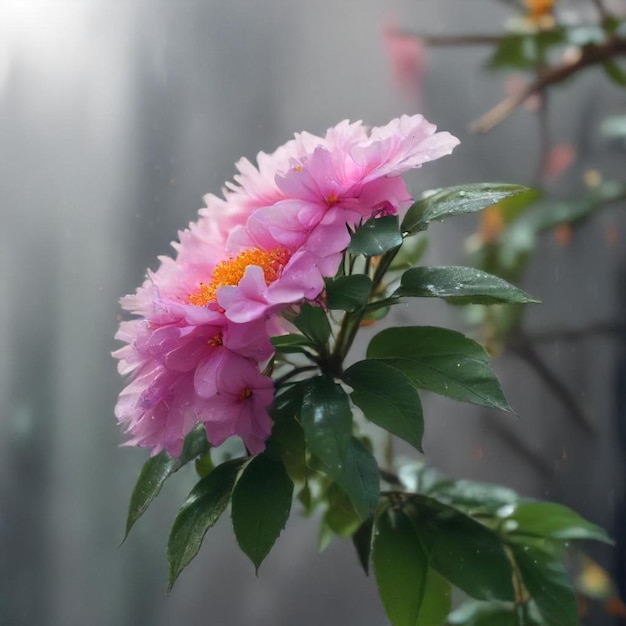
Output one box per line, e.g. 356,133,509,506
508,339,596,434
525,321,626,343
471,37,626,133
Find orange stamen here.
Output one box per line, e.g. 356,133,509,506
239,388,253,400
189,247,290,306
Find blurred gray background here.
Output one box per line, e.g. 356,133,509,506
1,1,624,625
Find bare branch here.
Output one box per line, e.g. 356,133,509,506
472,38,626,134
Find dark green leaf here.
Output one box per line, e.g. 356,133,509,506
328,437,380,520
401,184,529,235
301,376,352,472
503,501,612,544
367,326,511,412
406,495,515,601
373,507,451,625
270,333,316,354
353,516,374,575
167,458,244,589
125,426,210,539
266,385,307,483
231,454,294,571
395,266,538,305
325,274,372,311
348,215,403,256
293,303,331,347
344,359,424,452
511,542,578,626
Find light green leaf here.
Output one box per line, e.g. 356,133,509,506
325,274,372,311
344,359,424,452
125,426,210,539
395,266,538,305
448,600,521,626
367,326,511,412
301,376,352,472
401,184,529,235
503,501,612,544
511,542,578,626
167,458,244,590
348,215,403,256
231,454,293,571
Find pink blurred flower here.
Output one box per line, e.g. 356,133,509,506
383,22,426,102
544,143,576,180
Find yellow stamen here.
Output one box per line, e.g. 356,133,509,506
208,331,223,347
326,193,338,207
239,388,253,400
189,247,290,306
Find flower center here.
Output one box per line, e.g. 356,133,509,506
207,331,223,347
326,193,338,207
239,388,253,400
189,247,290,306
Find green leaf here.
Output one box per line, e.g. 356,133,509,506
125,426,210,539
344,359,424,452
266,383,308,482
352,516,374,575
511,542,578,626
328,437,380,520
395,266,538,305
406,495,515,601
432,479,519,514
373,507,451,626
167,458,244,590
367,326,511,412
401,184,529,235
604,60,626,87
293,303,331,347
325,274,372,311
488,35,536,70
322,483,362,538
270,334,316,354
503,501,612,544
348,215,403,256
448,600,520,626
231,453,294,571
301,376,353,473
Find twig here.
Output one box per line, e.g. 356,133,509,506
526,321,626,343
471,37,626,133
590,0,613,21
410,33,504,47
508,339,596,434
487,419,555,477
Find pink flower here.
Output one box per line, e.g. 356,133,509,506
114,114,459,456
217,114,459,322
113,319,276,456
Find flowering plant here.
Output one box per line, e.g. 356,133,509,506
115,115,610,626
